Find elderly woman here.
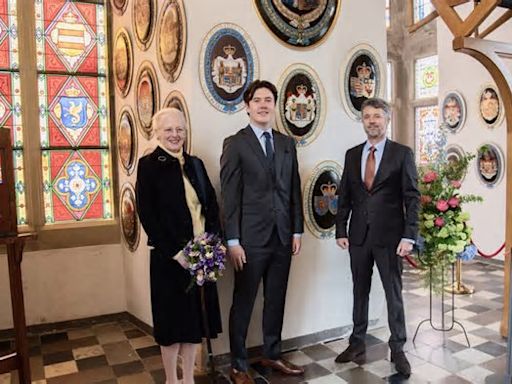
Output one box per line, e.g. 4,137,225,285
136,108,222,384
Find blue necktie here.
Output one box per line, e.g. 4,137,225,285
263,132,274,161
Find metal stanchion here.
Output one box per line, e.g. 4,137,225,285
445,259,474,295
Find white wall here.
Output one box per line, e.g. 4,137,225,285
437,5,510,262
0,244,125,329
115,0,387,354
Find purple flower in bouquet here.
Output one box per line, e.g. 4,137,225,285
182,232,226,289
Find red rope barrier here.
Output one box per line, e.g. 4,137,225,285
470,240,505,259
404,240,506,268
404,254,419,269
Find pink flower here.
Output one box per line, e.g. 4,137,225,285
420,195,432,205
448,196,460,208
423,171,438,183
451,180,462,188
436,200,449,212
434,217,445,227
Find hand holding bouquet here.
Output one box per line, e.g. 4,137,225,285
182,233,226,290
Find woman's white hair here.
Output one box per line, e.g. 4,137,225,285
152,107,186,132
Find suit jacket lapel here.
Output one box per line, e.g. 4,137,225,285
353,144,365,190
241,126,268,170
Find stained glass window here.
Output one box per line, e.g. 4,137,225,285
36,0,112,224
0,0,18,70
414,0,434,23
41,149,112,223
38,74,108,148
35,0,106,75
415,55,438,99
0,0,25,225
415,105,439,165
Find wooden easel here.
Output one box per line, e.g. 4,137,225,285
407,0,512,337
0,128,31,383
0,236,31,384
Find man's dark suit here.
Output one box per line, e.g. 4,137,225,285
221,125,303,372
336,139,420,352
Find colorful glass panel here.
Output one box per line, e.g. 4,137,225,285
35,0,107,74
414,0,434,23
38,74,108,148
0,70,22,147
415,55,438,99
0,0,18,69
415,105,439,165
42,149,113,223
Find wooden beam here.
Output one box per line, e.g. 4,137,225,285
432,0,500,37
408,11,439,33
431,0,467,36
478,9,512,38
453,36,512,337
407,0,469,34
446,0,471,6
461,0,501,35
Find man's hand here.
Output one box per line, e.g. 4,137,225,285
292,236,301,255
396,240,413,257
228,244,246,271
336,238,349,249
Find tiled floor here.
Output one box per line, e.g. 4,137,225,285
0,261,509,383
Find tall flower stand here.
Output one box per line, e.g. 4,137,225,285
412,260,470,347
445,259,474,295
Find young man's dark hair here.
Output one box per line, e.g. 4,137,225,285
243,80,278,105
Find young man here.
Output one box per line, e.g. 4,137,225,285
220,80,304,384
335,98,420,377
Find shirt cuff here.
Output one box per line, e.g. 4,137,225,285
401,238,415,244
293,233,302,238
227,239,240,247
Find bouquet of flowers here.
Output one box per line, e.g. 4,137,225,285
182,232,226,290
417,152,482,290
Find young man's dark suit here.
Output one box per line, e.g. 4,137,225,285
336,139,420,353
220,125,303,372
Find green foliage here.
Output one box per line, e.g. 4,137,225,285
416,152,482,292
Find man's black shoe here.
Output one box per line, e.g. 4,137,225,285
391,351,411,377
334,344,366,363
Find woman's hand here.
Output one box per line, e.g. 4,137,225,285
173,251,189,269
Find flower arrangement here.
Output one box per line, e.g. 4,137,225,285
416,152,482,290
182,232,226,290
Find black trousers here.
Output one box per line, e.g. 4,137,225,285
348,238,406,353
229,230,292,372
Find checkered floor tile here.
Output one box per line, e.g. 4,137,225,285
0,261,508,383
